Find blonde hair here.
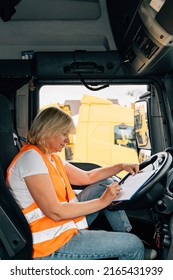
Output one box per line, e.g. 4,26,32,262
27,106,75,153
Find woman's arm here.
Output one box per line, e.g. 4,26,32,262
64,162,139,186
24,173,120,221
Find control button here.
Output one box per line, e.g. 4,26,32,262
156,200,166,211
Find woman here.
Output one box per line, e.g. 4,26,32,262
6,106,144,260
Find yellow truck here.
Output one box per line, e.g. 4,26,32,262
73,95,139,176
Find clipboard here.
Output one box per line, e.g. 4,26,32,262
113,169,157,201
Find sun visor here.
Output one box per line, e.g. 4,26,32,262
33,51,126,79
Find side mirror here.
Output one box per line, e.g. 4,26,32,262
134,100,151,162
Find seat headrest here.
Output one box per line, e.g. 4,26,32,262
0,94,13,132
0,94,19,177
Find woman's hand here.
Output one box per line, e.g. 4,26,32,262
100,182,121,206
122,163,139,176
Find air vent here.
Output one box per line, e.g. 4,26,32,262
134,27,159,59
140,38,159,59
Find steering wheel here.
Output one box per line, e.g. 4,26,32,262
108,151,173,211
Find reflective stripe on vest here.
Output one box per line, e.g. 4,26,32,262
33,220,79,244
25,203,88,230
7,144,88,258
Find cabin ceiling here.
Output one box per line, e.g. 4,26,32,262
0,0,173,77
0,0,141,59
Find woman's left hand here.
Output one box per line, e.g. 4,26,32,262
122,163,139,176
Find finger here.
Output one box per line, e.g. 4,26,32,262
112,184,121,193
130,164,139,175
133,164,139,174
111,182,120,190
115,185,121,191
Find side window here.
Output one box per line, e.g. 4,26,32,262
39,84,147,169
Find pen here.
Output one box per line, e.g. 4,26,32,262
99,183,108,188
99,183,122,190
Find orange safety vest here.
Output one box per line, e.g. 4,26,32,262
6,144,88,258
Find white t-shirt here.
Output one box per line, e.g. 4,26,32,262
7,149,66,209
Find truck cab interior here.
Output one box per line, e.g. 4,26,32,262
1,0,173,260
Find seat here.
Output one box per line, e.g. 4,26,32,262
0,93,32,259
0,164,32,259
0,94,20,177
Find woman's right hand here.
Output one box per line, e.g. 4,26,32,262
100,182,121,207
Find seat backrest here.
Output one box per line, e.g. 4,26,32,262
0,94,33,259
0,94,19,177
0,162,33,259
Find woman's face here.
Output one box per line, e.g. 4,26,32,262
46,131,70,153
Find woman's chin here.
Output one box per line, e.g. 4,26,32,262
51,147,63,153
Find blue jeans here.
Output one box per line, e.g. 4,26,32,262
77,178,132,232
35,179,144,260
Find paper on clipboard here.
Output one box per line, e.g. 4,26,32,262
113,169,156,201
